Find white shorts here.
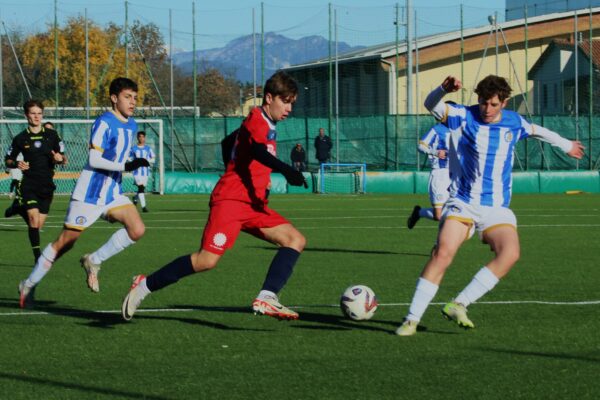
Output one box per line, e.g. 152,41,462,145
64,195,133,231
134,175,149,187
429,169,451,208
442,197,517,240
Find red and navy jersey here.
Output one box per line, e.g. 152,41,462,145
211,107,277,206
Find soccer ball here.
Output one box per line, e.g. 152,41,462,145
340,285,378,321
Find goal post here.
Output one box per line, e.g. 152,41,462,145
319,163,367,194
0,118,165,195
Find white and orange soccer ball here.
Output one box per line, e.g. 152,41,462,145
340,285,378,321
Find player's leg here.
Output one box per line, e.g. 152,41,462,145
19,228,82,308
443,209,518,329
138,185,147,212
396,217,470,336
451,225,519,310
248,207,305,320
122,201,242,320
25,208,43,262
133,176,149,211
82,199,144,292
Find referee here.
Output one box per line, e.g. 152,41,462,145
4,100,66,262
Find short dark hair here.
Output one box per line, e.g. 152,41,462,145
109,77,138,97
475,75,512,102
44,121,54,129
137,131,146,137
23,99,44,114
263,70,298,101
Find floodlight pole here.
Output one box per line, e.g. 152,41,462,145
125,1,129,77
85,8,90,119
0,11,3,119
54,0,59,109
406,0,412,115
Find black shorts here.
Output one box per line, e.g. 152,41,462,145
16,182,55,214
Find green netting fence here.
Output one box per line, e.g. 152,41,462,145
163,114,600,172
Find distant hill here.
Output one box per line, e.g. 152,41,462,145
173,32,364,83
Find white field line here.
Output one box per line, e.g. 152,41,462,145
1,299,599,317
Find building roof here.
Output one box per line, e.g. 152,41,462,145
528,38,600,77
285,7,600,71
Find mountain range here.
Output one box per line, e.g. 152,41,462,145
173,32,364,83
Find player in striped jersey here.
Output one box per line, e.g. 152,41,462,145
17,77,150,308
407,123,451,229
129,131,155,212
397,75,584,336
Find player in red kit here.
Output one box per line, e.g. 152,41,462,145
121,71,307,321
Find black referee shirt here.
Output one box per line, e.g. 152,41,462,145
4,127,65,186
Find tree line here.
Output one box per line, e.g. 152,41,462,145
1,17,246,115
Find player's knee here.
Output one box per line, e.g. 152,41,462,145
284,231,306,252
127,224,145,241
191,251,219,271
432,245,456,266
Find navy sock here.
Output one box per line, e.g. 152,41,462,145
28,227,41,261
145,255,195,292
261,247,301,294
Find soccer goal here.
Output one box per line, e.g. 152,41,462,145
0,118,165,195
318,163,367,194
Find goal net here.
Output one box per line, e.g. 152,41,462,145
318,163,367,194
0,118,165,195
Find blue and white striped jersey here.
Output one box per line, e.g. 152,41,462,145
418,123,450,170
129,145,155,177
443,104,530,208
72,111,137,205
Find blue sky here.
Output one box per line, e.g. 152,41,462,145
0,0,506,52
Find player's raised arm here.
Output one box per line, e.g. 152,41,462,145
529,124,585,159
424,76,462,120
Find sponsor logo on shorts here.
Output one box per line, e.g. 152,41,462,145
75,216,87,225
504,131,513,142
212,232,227,248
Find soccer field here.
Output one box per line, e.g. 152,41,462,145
1,193,599,399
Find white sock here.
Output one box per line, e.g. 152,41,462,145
455,266,499,307
90,228,135,265
406,277,439,322
257,290,277,300
138,278,151,298
139,193,146,208
26,244,57,287
419,208,435,220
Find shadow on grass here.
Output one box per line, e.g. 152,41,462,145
477,347,600,363
0,298,269,332
0,261,33,268
249,245,430,257
0,371,172,400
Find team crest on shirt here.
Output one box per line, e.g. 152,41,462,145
213,232,227,247
34,141,42,148
449,205,461,213
75,216,87,225
504,131,513,142
267,129,277,140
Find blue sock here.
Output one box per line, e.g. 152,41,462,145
145,255,195,292
260,247,301,294
419,208,435,220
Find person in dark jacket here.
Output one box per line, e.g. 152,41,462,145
314,127,332,165
290,143,306,171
